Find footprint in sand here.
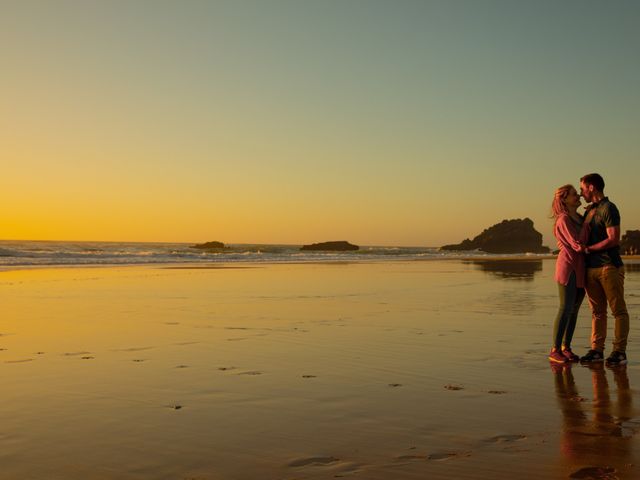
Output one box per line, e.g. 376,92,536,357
175,365,189,369
0,348,7,352
444,384,464,391
81,356,95,360
166,404,183,410
388,383,403,387
302,375,317,379
288,456,340,467
569,466,617,479
218,366,236,371
487,390,507,395
132,359,146,363
35,352,45,355
4,358,34,363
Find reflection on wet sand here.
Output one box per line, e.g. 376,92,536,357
551,363,637,478
467,260,543,280
622,262,640,273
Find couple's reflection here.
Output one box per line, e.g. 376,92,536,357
551,363,636,475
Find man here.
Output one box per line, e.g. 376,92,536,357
579,173,630,365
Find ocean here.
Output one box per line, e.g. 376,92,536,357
0,240,549,267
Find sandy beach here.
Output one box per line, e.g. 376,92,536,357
2,259,639,479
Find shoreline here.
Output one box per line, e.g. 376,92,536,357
2,254,640,274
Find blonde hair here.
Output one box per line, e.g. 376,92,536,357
551,184,575,225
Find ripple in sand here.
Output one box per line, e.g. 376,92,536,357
288,456,340,467
237,371,263,376
396,454,427,461
444,384,464,391
164,322,180,325
427,452,470,461
113,347,154,352
63,351,92,356
4,358,34,363
569,466,617,479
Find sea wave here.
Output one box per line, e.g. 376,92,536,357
0,240,551,267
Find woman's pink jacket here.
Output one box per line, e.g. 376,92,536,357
554,213,588,288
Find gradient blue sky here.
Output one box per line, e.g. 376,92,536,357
2,0,639,246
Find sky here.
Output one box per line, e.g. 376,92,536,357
2,0,639,247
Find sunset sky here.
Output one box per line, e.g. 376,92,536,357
2,1,639,247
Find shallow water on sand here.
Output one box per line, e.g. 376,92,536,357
1,260,640,479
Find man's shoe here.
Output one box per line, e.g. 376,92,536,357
561,347,580,362
606,350,627,366
549,348,567,363
580,349,604,363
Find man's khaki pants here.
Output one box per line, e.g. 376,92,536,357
585,266,630,352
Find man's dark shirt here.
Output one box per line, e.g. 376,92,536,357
586,197,623,268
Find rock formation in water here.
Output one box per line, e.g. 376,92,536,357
300,241,359,251
621,230,640,255
440,218,550,254
191,241,225,249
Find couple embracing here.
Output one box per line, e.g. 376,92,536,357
550,173,629,366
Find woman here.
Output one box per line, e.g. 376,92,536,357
549,184,589,363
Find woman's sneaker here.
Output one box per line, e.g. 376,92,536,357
549,348,567,363
605,351,627,366
580,349,604,363
561,347,580,362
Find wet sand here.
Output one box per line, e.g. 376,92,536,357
1,259,639,479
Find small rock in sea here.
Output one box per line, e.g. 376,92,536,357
444,384,464,391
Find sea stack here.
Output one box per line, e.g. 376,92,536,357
621,230,640,255
440,218,550,254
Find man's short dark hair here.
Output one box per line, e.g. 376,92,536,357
580,173,605,191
